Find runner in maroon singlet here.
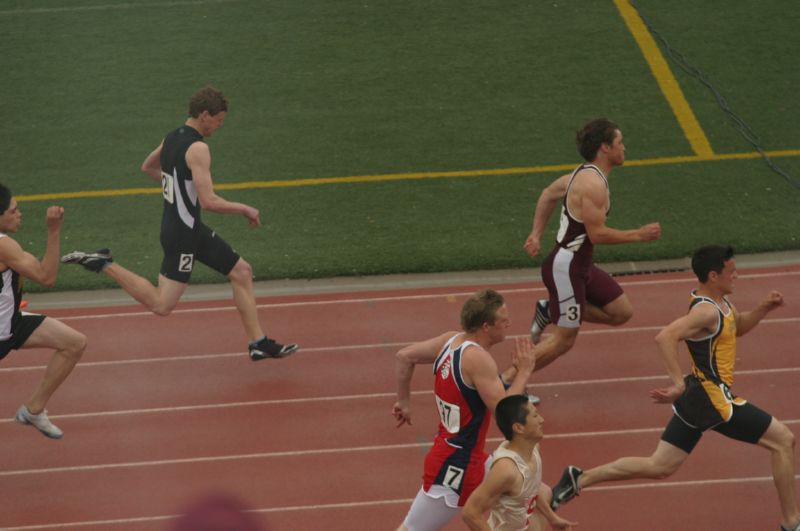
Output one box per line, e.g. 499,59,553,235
523,118,661,371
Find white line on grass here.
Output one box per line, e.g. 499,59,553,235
0,0,240,16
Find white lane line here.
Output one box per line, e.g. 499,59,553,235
2,317,797,374
0,0,240,16
1,366,797,424
4,474,799,529
42,270,800,321
3,419,798,478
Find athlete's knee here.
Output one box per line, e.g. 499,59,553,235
648,455,681,479
228,259,253,286
551,330,578,353
769,421,796,452
150,300,178,317
61,330,87,361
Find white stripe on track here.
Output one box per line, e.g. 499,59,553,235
45,270,800,321
3,419,798,479
0,366,797,425
2,317,797,374
4,475,800,530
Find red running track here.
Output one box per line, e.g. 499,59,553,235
1,265,799,530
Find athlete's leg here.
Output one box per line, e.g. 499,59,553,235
533,325,579,371
757,418,800,528
228,257,263,342
102,263,187,316
583,293,633,326
580,439,688,488
21,318,86,413
583,266,631,326
398,488,458,531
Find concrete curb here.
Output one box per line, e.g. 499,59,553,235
25,250,800,310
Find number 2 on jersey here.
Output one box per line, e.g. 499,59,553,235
161,171,175,204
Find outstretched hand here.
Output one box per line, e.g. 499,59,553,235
243,205,261,227
523,233,541,258
512,336,536,374
762,290,784,312
550,514,579,529
649,383,684,404
392,401,412,427
46,206,65,231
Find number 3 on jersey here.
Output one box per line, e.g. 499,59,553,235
161,171,175,204
435,396,461,434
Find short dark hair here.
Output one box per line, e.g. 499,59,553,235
188,86,228,118
691,245,735,282
576,118,620,161
495,394,530,441
460,289,505,333
0,183,11,215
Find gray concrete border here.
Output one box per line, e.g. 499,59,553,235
24,250,800,310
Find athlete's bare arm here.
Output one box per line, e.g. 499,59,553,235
465,337,535,412
575,170,660,245
0,206,63,288
734,291,784,336
650,303,719,403
185,142,261,227
141,142,163,181
392,331,457,427
523,173,570,258
462,458,519,531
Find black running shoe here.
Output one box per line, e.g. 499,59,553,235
530,299,550,343
61,248,113,273
551,465,583,510
249,337,299,361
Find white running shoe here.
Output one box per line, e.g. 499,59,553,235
15,405,63,439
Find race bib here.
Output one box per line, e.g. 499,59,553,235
161,171,175,204
435,396,461,434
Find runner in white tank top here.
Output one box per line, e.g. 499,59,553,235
487,441,542,531
463,395,577,531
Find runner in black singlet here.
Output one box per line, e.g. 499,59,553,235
62,86,297,361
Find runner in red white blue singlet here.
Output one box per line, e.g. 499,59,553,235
393,290,537,531
422,334,493,505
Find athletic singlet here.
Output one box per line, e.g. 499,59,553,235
554,164,609,258
432,334,491,450
685,291,737,387
160,125,204,232
421,334,494,504
487,442,542,531
0,233,23,341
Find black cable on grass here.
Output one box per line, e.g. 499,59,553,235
629,0,800,190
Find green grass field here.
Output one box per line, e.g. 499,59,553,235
2,0,798,292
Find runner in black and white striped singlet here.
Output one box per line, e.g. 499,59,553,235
0,184,87,439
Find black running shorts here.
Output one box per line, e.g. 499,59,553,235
160,222,240,283
661,401,773,454
0,313,47,361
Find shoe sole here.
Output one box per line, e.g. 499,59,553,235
250,344,299,361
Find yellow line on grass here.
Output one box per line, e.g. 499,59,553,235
614,0,714,158
15,149,800,203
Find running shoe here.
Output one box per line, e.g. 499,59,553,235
550,465,583,510
781,523,800,531
249,337,299,361
15,405,63,439
530,299,550,343
61,248,113,273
